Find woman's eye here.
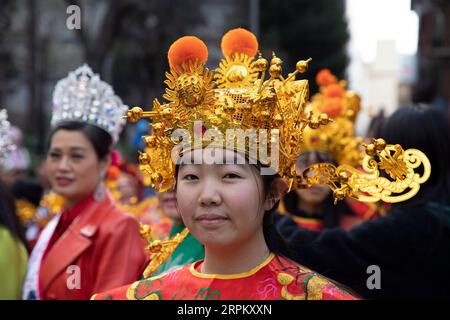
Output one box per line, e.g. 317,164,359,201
71,154,84,159
183,174,198,181
48,153,60,159
223,173,241,179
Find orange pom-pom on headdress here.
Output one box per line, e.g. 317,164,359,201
323,83,345,99
221,28,258,58
167,36,208,70
316,69,337,87
107,166,121,181
320,97,344,119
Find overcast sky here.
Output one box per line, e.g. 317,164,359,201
346,0,419,62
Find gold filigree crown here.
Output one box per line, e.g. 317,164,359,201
127,28,431,204
302,69,364,167
127,29,329,192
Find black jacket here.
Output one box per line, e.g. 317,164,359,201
275,202,450,299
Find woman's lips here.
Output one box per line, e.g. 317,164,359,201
195,214,229,228
55,177,74,187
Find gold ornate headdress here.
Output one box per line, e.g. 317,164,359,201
301,69,364,167
127,28,431,204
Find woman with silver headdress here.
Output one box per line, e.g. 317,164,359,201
0,109,28,299
22,65,147,300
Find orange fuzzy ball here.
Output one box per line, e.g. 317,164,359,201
316,69,337,87
107,166,121,181
323,83,345,99
221,28,258,57
320,97,344,119
167,36,208,70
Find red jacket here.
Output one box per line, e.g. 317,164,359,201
39,194,146,300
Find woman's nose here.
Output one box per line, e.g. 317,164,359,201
198,180,221,206
56,156,71,171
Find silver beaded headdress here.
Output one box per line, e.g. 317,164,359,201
0,109,16,167
51,64,128,144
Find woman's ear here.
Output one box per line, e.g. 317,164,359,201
264,178,288,211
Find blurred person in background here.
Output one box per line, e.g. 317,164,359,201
0,181,29,299
0,126,31,186
21,65,146,300
276,69,384,232
10,179,44,250
277,104,450,299
143,189,205,278
278,151,359,232
0,109,28,299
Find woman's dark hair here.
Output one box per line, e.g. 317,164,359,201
378,104,450,206
0,180,28,250
10,180,44,207
258,171,296,260
47,121,112,160
378,104,450,248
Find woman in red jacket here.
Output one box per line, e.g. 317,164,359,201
22,65,146,300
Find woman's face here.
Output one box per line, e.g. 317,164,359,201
295,152,332,204
117,173,139,203
47,130,108,204
176,149,270,250
157,190,179,220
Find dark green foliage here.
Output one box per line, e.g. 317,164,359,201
260,0,349,94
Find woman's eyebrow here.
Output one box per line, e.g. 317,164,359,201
222,152,246,164
178,164,196,172
70,146,87,152
221,163,249,172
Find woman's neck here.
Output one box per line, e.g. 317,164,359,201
64,199,78,212
171,218,183,228
64,193,92,212
200,230,271,275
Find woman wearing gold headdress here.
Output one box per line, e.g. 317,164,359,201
92,30,360,300
92,28,430,300
278,104,449,299
278,69,385,231
104,152,172,241
279,151,359,231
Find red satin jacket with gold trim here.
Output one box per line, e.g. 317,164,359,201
92,254,358,300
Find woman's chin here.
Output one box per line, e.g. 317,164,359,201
51,186,87,202
193,231,234,249
51,187,71,197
